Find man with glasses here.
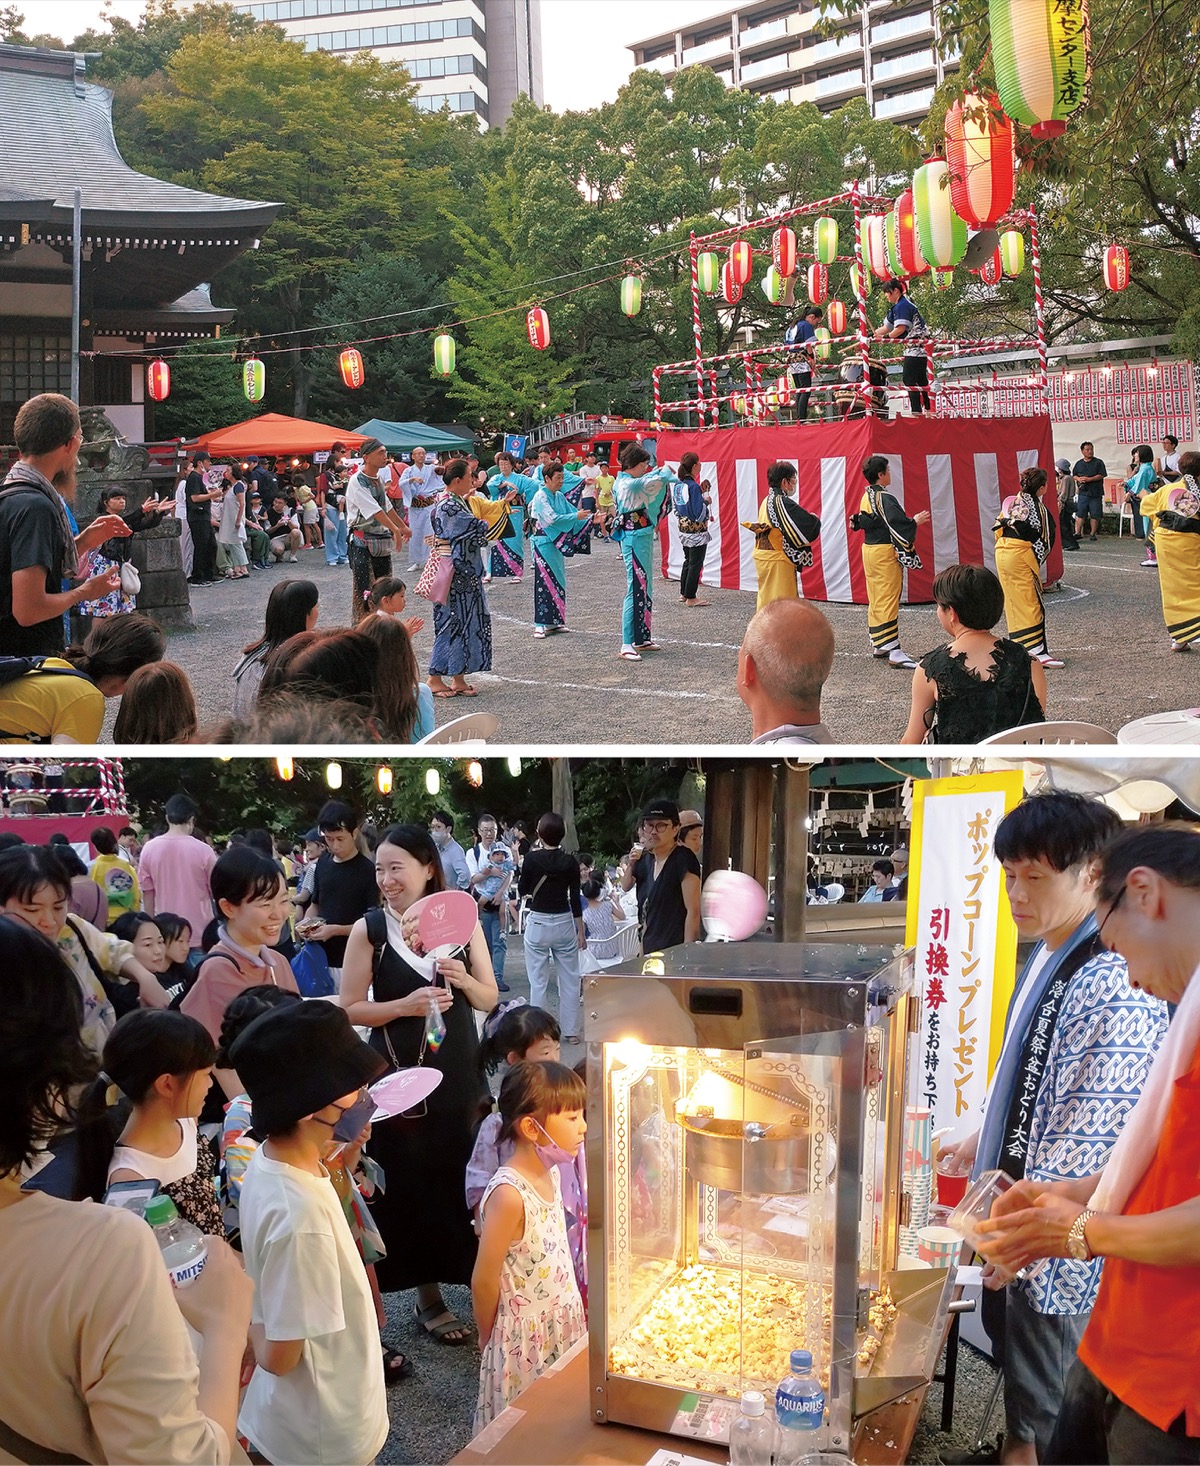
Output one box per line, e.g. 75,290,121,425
622,798,701,954
937,792,1167,1466
466,813,512,993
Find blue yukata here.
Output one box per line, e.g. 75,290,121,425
560,467,594,557
529,484,585,630
612,467,674,649
486,469,539,580
429,493,504,677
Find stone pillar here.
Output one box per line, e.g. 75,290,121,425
131,518,193,632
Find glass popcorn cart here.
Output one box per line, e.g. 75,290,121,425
584,942,953,1454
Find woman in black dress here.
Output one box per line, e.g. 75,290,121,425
340,824,498,1345
900,563,1047,744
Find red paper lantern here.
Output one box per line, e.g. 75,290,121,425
146,359,170,402
721,260,743,304
1102,244,1130,292
729,238,753,286
977,248,1003,286
826,300,847,335
806,262,828,305
526,307,551,350
771,226,797,278
945,92,1016,227
338,347,365,390
893,188,929,276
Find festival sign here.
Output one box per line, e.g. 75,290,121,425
904,771,1024,1137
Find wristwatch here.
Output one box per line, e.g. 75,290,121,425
1066,1208,1098,1261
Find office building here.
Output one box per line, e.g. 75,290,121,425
234,0,543,128
630,0,959,128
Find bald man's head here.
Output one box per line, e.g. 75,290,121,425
740,600,835,709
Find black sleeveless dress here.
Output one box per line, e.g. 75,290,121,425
919,638,1044,744
363,907,486,1293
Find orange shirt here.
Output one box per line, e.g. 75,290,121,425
1078,1040,1200,1434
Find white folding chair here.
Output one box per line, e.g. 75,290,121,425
979,721,1118,746
415,711,498,745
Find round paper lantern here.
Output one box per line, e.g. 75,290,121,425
860,214,890,279
243,357,265,403
701,869,769,942
945,93,1017,227
999,229,1026,276
526,307,551,350
721,259,743,304
1102,244,1130,291
433,332,456,375
813,216,839,265
826,299,847,335
806,262,828,304
892,188,929,275
814,326,832,361
933,267,956,290
772,226,797,278
775,374,795,407
990,0,1090,140
146,359,170,402
913,156,969,268
729,238,753,286
731,392,748,417
620,274,642,317
977,248,1003,286
761,263,784,304
883,209,905,280
338,347,365,390
849,262,865,300
697,251,721,293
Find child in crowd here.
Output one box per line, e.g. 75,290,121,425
153,913,197,1006
595,463,616,537
74,1008,223,1235
230,1000,390,1466
472,1060,587,1431
581,877,626,961
111,910,194,1008
367,574,425,637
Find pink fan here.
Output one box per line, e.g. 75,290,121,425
369,1067,443,1121
410,889,479,957
701,870,769,942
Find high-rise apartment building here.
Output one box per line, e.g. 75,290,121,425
234,0,543,128
629,0,958,128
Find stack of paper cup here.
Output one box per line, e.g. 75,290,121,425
904,1106,934,1233
917,1225,963,1268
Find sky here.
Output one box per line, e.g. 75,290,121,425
17,0,732,111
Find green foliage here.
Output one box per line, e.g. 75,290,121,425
72,0,259,82
151,339,266,440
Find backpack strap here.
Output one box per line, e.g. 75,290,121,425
364,905,389,976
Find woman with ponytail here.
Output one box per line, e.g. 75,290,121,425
993,465,1064,668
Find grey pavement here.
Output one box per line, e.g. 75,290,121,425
121,530,1188,746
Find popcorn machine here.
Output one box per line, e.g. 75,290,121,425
585,942,952,1452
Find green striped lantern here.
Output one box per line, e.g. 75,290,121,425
849,262,864,301
813,326,832,361
433,332,456,375
813,215,839,265
1000,229,1026,276
242,357,265,403
912,157,968,268
761,263,784,305
883,209,905,280
933,267,955,290
990,0,1090,140
620,274,643,317
696,251,721,293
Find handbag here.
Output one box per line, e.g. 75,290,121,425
119,561,141,597
415,550,453,606
291,939,335,997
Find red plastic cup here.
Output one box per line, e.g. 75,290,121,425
936,1158,970,1207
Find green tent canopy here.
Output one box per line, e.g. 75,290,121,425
353,419,475,453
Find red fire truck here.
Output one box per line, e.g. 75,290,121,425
527,413,658,470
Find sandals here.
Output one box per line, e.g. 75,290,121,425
414,1302,473,1346
431,687,459,699
619,648,642,661
381,1344,414,1383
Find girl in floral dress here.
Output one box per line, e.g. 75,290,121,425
472,1060,587,1430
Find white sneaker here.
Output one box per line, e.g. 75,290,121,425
1142,557,1157,567
288,554,298,563
888,649,918,670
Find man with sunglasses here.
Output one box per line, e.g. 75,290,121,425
938,793,1167,1466
622,798,701,954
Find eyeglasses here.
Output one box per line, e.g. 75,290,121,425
642,821,673,834
1097,883,1126,942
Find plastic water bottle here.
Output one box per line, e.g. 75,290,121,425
774,1348,825,1463
729,1389,776,1466
145,1194,208,1288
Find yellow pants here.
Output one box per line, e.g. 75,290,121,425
995,537,1046,653
862,543,902,651
753,548,799,612
1155,528,1200,647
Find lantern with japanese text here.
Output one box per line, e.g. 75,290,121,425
913,156,968,267
729,238,752,286
826,299,847,335
721,260,743,304
990,0,1090,140
620,274,642,317
813,326,832,362
338,347,365,390
933,267,955,290
860,214,890,280
999,229,1026,276
697,251,721,293
771,226,797,278
892,188,929,275
813,216,839,265
243,357,265,403
761,264,784,304
806,262,828,304
977,248,1003,286
146,359,170,402
945,93,1016,227
433,332,456,375
526,307,551,350
1102,244,1130,291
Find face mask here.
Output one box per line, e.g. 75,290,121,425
533,1118,579,1168
431,829,449,848
313,1089,375,1145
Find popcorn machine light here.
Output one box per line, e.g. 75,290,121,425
585,942,952,1452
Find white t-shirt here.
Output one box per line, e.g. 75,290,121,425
237,1147,387,1466
345,471,389,528
109,1116,200,1188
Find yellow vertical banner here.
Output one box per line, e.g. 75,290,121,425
905,771,1024,1136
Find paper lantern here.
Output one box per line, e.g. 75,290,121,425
806,262,828,304
945,93,1017,227
913,157,969,268
338,347,365,390
977,248,1003,286
775,374,795,407
146,359,170,402
999,229,1026,276
620,274,642,317
813,216,839,265
721,260,743,304
526,307,551,350
697,251,721,293
433,332,456,375
731,392,748,417
243,357,265,403
860,214,890,279
761,264,784,304
849,262,865,300
813,326,832,362
826,299,847,335
376,765,393,795
892,188,928,276
772,226,797,278
1102,244,1130,291
990,0,1090,140
729,238,753,285
883,209,905,280
933,267,955,290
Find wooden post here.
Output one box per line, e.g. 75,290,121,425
773,763,810,942
702,761,782,897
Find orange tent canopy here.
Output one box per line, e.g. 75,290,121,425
192,413,370,457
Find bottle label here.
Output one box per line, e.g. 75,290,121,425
777,1391,824,1430
168,1251,207,1289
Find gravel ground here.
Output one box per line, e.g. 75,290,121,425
114,529,1190,747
